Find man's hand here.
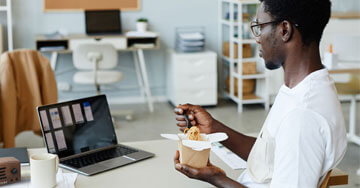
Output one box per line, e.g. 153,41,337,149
174,104,215,134
174,150,226,184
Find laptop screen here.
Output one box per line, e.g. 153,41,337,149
37,95,117,158
85,10,122,35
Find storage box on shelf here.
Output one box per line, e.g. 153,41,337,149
223,42,252,59
218,0,269,112
166,50,217,106
225,62,257,97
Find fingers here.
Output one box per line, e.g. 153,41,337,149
175,115,186,121
174,107,184,115
174,150,180,166
175,163,200,179
176,121,187,127
180,104,202,113
175,104,202,114
176,114,196,130
179,127,186,132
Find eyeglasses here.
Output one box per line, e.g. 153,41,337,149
250,20,279,37
250,20,299,37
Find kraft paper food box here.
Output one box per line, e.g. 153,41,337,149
161,133,228,168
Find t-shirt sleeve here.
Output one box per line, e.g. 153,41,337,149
270,109,327,188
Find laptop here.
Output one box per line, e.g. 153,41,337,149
85,10,122,35
37,95,154,176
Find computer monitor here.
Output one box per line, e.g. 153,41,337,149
85,10,122,35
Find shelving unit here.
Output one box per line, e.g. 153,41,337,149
218,0,269,113
0,0,13,51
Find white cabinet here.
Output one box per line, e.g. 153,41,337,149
166,50,217,106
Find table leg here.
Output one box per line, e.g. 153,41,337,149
133,51,145,98
137,49,154,112
50,52,58,71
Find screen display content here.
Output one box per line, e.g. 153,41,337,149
38,95,117,158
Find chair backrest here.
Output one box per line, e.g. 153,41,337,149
73,43,118,70
0,49,57,147
320,170,332,188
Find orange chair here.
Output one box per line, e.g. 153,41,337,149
0,50,57,147
320,168,348,188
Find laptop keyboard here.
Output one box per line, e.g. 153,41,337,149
61,146,137,168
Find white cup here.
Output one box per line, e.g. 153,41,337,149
30,153,59,188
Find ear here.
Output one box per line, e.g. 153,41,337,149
279,20,293,42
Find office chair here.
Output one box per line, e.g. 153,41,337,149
73,43,133,120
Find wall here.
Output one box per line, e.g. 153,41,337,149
3,0,218,101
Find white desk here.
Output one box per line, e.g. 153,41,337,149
23,139,348,187
36,34,160,112
24,139,242,188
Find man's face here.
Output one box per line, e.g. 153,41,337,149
255,3,285,70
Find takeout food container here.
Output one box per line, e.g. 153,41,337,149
161,133,228,168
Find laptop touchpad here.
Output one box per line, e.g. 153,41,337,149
102,156,134,168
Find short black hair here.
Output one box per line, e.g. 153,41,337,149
259,0,331,45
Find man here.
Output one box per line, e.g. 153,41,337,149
173,0,347,187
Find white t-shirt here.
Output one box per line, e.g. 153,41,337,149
237,69,347,188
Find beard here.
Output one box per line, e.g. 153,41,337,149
265,60,283,70
264,31,284,70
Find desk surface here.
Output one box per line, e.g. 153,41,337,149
25,139,348,188
26,139,242,188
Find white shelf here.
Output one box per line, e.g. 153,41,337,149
221,20,237,26
0,6,7,11
221,19,251,26
221,0,259,4
242,97,266,104
233,38,257,44
232,72,266,79
219,0,268,112
235,0,259,5
224,92,267,104
222,56,258,63
242,57,257,62
242,73,266,79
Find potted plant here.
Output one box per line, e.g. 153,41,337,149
136,18,148,32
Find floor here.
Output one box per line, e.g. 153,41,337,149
15,99,360,187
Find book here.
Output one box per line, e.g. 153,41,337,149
0,147,29,165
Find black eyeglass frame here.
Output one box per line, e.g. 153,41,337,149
250,20,299,37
